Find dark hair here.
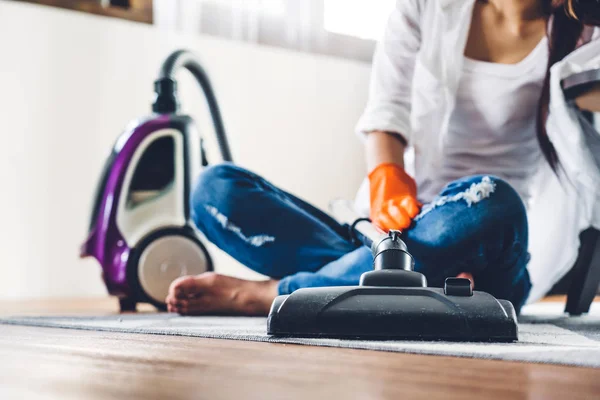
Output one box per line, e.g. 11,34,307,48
538,0,600,170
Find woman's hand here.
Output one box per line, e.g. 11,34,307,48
369,163,421,231
365,131,420,231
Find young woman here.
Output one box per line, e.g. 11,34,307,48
166,0,600,316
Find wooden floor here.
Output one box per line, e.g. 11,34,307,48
1,298,599,400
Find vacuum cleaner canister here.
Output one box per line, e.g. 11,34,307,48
80,50,233,311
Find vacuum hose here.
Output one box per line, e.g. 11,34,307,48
329,199,382,248
153,49,233,162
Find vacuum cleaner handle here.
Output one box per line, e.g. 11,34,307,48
153,49,234,162
329,199,415,272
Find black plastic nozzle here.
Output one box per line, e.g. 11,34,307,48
371,230,413,271
152,78,179,114
360,230,425,287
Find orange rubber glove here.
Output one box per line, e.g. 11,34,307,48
369,163,421,231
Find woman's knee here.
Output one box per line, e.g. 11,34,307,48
408,175,527,254
190,163,258,222
439,175,525,220
485,176,525,211
440,174,515,200
482,176,528,244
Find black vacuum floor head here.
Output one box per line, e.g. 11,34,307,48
267,286,518,342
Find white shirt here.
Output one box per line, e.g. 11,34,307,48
439,37,548,205
353,0,600,303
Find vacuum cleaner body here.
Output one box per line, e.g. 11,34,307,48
81,50,232,311
81,114,212,309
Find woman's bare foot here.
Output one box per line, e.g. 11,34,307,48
165,272,279,316
165,270,474,316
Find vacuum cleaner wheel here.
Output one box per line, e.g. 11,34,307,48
131,229,212,309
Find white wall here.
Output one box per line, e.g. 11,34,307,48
0,1,371,299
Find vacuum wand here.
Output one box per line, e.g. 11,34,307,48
329,199,415,273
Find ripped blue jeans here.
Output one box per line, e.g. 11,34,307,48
191,163,532,313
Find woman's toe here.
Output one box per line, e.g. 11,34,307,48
169,275,202,299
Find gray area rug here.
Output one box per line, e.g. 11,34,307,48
2,302,599,368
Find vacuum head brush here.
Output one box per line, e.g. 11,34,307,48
266,200,518,342
267,285,518,341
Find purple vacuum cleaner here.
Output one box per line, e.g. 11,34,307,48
80,50,232,311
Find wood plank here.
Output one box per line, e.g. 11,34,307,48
1,297,599,400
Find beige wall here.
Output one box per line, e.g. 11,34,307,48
0,1,371,299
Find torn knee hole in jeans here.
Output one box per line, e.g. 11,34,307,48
205,205,275,247
415,176,496,221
